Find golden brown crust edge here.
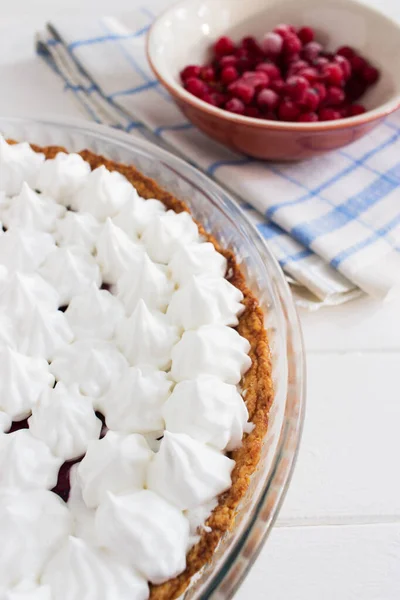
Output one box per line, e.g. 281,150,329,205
25,143,274,600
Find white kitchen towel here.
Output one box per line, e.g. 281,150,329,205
36,10,400,305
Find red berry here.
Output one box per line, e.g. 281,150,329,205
298,67,319,83
219,55,238,69
297,111,318,122
302,41,323,61
244,106,261,118
211,92,227,107
273,24,296,38
257,88,279,110
287,60,308,76
362,65,379,85
322,63,344,86
298,26,315,44
185,77,208,97
325,85,345,106
337,46,355,59
225,98,245,114
345,78,367,101
241,36,263,56
351,55,367,73
236,49,254,72
348,103,366,116
313,82,327,101
340,104,351,118
319,107,341,120
201,93,217,106
242,70,269,89
313,56,329,69
221,66,239,84
278,99,301,121
201,66,215,82
180,65,201,81
334,55,351,80
282,52,300,67
270,78,286,95
301,88,320,111
214,36,236,57
262,32,284,56
283,33,302,56
255,62,281,80
285,75,309,101
228,80,255,104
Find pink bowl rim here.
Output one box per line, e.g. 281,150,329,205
147,0,400,132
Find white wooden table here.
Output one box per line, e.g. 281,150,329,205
1,1,399,597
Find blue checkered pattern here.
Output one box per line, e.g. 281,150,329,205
36,11,400,303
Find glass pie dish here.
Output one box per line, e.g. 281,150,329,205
0,116,305,599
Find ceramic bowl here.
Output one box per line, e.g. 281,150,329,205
147,0,400,160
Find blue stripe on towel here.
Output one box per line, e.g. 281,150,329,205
331,212,400,267
68,26,150,51
108,80,159,98
155,122,194,136
265,129,400,218
291,162,400,247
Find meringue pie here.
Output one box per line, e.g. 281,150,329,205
0,137,273,600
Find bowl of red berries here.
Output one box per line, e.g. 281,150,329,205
147,0,400,160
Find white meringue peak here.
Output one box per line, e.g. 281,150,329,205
65,283,124,341
0,264,7,288
112,196,166,240
0,488,71,588
163,375,251,451
95,218,142,284
0,228,55,273
0,272,60,321
72,165,135,220
39,246,101,306
0,315,16,349
0,190,10,211
17,307,73,361
0,582,52,600
0,429,62,491
169,242,227,285
185,498,218,548
67,465,98,546
115,249,174,314
3,183,65,232
100,365,172,433
116,300,179,370
0,137,44,196
78,431,152,508
142,431,164,453
50,340,128,399
35,152,91,205
171,324,251,385
147,432,234,510
55,210,101,253
0,347,54,421
167,275,244,331
0,412,11,433
41,536,149,600
96,489,189,585
28,382,102,460
183,498,218,551
141,210,200,264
